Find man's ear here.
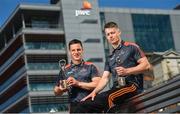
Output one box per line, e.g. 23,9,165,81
118,28,121,35
119,31,121,36
80,49,84,57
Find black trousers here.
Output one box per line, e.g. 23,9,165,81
73,84,138,113
70,102,80,113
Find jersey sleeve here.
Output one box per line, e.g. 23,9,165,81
104,59,111,72
132,44,145,61
91,64,100,78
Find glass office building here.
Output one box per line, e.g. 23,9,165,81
0,3,68,113
0,0,105,113
0,0,180,113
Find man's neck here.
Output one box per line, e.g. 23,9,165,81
112,39,121,49
72,59,82,65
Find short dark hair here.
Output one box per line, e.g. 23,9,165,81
103,22,119,32
68,39,83,50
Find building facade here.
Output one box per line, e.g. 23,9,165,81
0,0,105,113
0,3,67,113
0,0,180,113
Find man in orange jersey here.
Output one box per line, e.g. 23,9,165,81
54,39,101,113
74,22,151,113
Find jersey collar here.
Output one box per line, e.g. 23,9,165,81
70,59,85,67
112,40,124,54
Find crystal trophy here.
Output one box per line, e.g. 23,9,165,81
59,59,68,89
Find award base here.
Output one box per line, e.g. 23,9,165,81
116,77,126,88
61,80,68,89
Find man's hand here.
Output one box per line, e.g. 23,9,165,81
54,80,68,96
81,91,96,101
115,66,128,76
67,76,79,87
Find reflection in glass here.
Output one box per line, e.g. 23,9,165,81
132,14,174,52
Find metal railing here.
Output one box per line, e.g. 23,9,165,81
25,23,60,29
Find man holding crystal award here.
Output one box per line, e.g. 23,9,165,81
54,39,101,113
74,22,151,113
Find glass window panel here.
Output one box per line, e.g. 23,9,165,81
132,14,175,52
84,38,100,43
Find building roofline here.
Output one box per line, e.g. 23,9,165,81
0,4,19,30
19,4,60,11
0,3,60,31
100,7,180,15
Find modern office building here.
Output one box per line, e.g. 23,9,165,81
0,3,67,113
0,0,105,113
0,0,180,113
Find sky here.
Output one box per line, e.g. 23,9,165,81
0,0,180,27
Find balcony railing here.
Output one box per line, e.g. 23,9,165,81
25,42,65,50
27,63,59,70
30,83,55,91
25,23,60,29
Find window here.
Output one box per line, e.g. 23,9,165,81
132,14,174,52
84,38,100,43
87,58,103,62
81,19,98,24
31,20,49,28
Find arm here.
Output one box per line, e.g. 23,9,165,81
67,76,101,90
116,56,151,76
78,77,101,90
81,71,111,101
93,71,110,94
54,86,63,96
67,63,101,90
127,56,151,75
